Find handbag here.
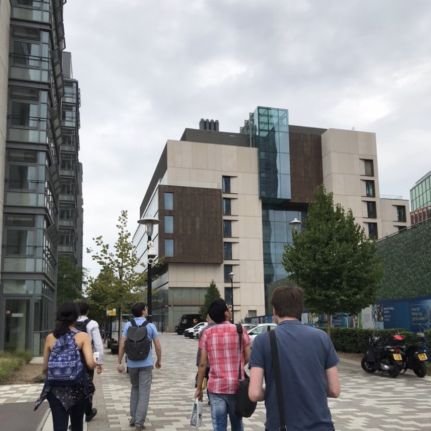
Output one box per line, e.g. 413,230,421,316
235,324,257,418
270,330,287,430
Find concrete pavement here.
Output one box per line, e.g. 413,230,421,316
0,332,430,430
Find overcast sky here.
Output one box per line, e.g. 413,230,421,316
64,0,431,276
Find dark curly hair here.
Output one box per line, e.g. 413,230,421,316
53,302,80,338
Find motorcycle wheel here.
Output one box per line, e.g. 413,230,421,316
413,363,427,378
388,363,401,378
361,357,376,373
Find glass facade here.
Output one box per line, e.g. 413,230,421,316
1,0,80,355
410,172,431,211
252,107,291,199
262,209,304,288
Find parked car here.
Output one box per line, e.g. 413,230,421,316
240,323,257,331
175,314,202,335
184,322,207,338
193,322,209,338
247,323,277,345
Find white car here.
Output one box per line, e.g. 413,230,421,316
247,323,277,345
194,322,209,338
184,322,207,338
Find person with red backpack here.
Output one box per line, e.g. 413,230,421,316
36,302,96,431
76,301,104,422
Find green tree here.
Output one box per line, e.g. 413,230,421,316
282,186,382,333
200,280,221,319
86,210,146,339
56,256,84,306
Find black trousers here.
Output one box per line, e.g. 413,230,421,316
84,369,95,415
47,392,86,431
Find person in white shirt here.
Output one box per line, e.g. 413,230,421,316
77,302,104,422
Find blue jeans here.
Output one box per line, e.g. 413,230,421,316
128,366,152,426
208,392,243,431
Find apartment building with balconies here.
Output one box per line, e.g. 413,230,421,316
0,1,82,354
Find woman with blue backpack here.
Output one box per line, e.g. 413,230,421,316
35,302,96,431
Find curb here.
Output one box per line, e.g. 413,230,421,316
36,408,51,431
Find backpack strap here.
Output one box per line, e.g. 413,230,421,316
131,319,138,327
236,324,243,380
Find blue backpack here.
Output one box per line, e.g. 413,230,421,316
47,331,84,385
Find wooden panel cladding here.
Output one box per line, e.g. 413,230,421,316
289,127,324,203
158,185,223,264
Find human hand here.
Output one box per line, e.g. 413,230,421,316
96,365,103,374
194,387,203,401
155,359,161,369
117,364,125,373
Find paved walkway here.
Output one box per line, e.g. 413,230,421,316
1,333,431,430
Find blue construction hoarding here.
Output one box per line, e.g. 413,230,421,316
378,296,431,332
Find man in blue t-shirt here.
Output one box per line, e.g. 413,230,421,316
249,283,340,431
117,303,162,431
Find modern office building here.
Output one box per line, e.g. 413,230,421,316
410,171,431,225
0,1,82,354
134,107,409,331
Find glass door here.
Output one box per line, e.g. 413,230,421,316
4,299,30,351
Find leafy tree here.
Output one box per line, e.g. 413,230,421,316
282,186,382,333
200,280,221,319
56,256,84,306
86,210,146,339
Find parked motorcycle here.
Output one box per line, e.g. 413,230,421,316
399,333,428,378
361,334,404,378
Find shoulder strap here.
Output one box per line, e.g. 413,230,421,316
270,330,287,430
130,319,137,327
142,320,149,328
236,324,243,380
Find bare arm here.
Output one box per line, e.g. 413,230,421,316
194,348,208,400
90,324,104,364
42,334,53,374
117,336,127,372
326,366,340,398
153,337,162,368
244,344,251,365
249,366,265,402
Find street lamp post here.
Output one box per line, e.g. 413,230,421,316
138,217,159,322
289,217,302,237
229,271,235,323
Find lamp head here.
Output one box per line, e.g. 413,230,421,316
138,217,159,237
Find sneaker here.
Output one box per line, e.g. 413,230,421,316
85,408,98,422
135,425,145,430
129,419,135,427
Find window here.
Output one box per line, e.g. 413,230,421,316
396,205,406,222
362,159,374,176
366,201,377,219
367,223,378,240
365,180,375,197
11,101,38,127
60,182,75,195
165,239,174,257
59,233,74,246
223,220,232,238
224,242,232,260
164,192,173,210
164,215,174,234
6,230,33,255
222,176,231,193
59,207,74,220
223,198,232,215
224,265,233,282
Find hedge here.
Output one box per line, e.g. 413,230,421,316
329,328,431,353
0,351,33,384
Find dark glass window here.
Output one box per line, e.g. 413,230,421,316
165,239,174,257
363,159,374,176
223,198,232,215
223,220,232,238
396,205,406,222
365,180,375,197
5,214,35,227
224,265,233,282
164,192,173,210
6,230,32,255
367,223,378,240
222,176,231,193
366,201,377,219
224,242,232,260
164,215,174,234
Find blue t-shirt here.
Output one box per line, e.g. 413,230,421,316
250,320,338,431
122,317,159,368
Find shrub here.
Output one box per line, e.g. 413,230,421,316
0,351,32,384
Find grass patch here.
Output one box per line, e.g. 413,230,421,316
0,352,33,384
